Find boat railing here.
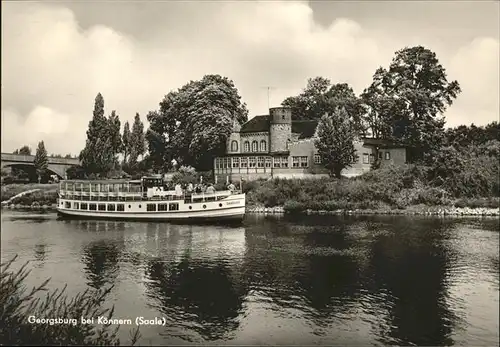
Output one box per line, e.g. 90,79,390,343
58,188,242,202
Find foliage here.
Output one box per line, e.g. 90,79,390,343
282,78,365,131
171,166,198,185
79,93,115,177
33,141,49,180
314,108,358,178
0,255,140,345
445,122,500,148
122,121,132,164
129,113,145,166
10,191,59,205
13,145,32,155
1,184,57,202
147,74,249,171
108,110,123,167
362,46,461,163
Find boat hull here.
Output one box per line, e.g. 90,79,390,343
56,206,245,224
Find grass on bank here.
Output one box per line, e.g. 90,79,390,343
243,164,500,213
0,255,141,345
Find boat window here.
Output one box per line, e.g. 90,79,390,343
89,204,97,211
117,204,125,212
147,204,157,212
65,202,71,209
73,202,79,209
80,203,88,210
158,204,168,211
107,204,115,211
98,204,106,211
169,203,179,211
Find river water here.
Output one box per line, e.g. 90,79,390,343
1,211,498,346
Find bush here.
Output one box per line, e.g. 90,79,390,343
0,255,140,345
11,191,58,205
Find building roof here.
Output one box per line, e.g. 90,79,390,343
292,120,318,139
240,116,319,140
240,115,270,133
361,137,406,148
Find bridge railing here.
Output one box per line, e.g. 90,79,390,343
1,153,80,165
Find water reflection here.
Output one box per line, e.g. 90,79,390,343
81,239,123,290
33,243,47,267
144,256,248,342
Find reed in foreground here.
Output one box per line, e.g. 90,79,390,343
0,255,141,346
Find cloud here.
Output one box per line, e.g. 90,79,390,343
1,1,498,155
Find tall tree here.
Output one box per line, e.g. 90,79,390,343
33,141,48,182
129,113,145,166
79,93,115,176
122,121,132,164
363,46,461,163
146,74,249,171
314,108,358,179
107,110,122,168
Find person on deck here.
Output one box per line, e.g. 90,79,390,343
206,184,215,194
227,182,236,192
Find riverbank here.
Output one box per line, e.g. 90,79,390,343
246,205,499,216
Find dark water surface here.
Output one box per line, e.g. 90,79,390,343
1,211,498,346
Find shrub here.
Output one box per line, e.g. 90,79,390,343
0,256,140,345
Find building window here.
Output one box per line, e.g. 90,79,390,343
117,204,125,211
244,141,250,152
147,204,157,212
300,156,308,168
249,157,256,168
363,153,369,164
314,154,321,165
369,154,375,164
231,140,238,152
107,204,115,211
257,157,264,168
378,152,383,159
80,203,88,210
292,157,300,167
215,158,221,169
252,141,258,152
169,203,179,211
232,157,240,168
158,204,168,211
281,156,288,168
260,140,267,152
265,157,272,168
89,204,97,211
273,157,280,168
98,204,106,211
241,157,248,168
224,158,230,169
385,152,391,160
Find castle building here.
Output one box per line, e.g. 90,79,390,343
213,107,407,182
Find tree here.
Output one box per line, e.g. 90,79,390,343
363,46,461,163
13,146,32,155
314,108,358,179
147,74,249,171
33,141,48,182
129,113,145,166
122,121,132,164
79,93,115,177
282,77,332,121
108,110,122,168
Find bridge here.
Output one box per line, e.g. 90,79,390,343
1,153,81,178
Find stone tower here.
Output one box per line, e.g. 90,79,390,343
226,119,241,154
269,107,292,152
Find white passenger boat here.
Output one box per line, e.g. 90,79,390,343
56,176,246,223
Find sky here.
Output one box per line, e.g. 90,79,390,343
1,0,499,156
